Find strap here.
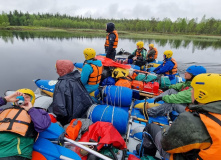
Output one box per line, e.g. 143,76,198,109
197,155,203,160
205,113,221,126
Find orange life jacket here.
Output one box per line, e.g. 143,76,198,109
196,112,221,160
0,107,36,137
104,30,118,49
147,48,158,59
164,58,178,75
88,64,103,85
136,48,147,57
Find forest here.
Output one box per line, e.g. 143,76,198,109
0,10,221,35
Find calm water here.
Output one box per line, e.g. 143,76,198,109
0,31,221,97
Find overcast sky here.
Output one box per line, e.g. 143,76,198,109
0,0,220,22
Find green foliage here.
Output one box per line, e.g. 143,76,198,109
0,10,221,35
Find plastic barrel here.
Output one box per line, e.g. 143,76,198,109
102,86,132,107
133,98,164,109
88,105,129,134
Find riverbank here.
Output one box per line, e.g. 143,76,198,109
1,26,221,41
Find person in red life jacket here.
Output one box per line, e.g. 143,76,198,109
153,50,177,80
81,48,103,94
144,73,221,160
127,41,147,67
104,22,118,60
146,44,158,63
48,59,94,126
147,65,207,117
0,89,51,160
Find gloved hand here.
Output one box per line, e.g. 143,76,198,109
154,97,163,104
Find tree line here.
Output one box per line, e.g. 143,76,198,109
0,10,221,35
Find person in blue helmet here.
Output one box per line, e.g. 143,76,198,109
104,22,118,60
147,65,207,117
81,48,103,94
153,50,177,80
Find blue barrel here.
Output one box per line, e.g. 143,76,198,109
88,105,129,134
102,86,132,107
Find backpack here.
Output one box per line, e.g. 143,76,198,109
115,77,132,88
112,67,129,79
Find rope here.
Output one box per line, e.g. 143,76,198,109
87,104,97,122
100,105,109,121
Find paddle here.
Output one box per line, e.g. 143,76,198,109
39,123,112,160
34,137,81,160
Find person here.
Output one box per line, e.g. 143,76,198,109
0,89,51,160
153,50,177,80
144,73,221,160
127,41,147,67
146,44,158,63
104,22,118,60
81,48,103,93
147,65,207,117
48,60,94,126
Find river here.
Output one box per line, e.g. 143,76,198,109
0,31,221,97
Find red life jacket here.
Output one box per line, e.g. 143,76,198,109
104,30,118,48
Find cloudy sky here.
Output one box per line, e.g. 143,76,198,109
0,0,220,21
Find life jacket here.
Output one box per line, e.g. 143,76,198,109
136,48,147,57
197,112,221,160
147,48,158,59
0,107,37,137
104,30,118,49
164,58,178,75
87,64,103,85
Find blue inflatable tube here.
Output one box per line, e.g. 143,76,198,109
102,86,133,107
88,105,129,134
34,79,56,97
74,62,84,69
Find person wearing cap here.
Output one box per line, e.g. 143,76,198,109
0,89,51,160
48,59,94,126
146,44,158,63
153,50,177,80
147,65,207,117
127,41,147,67
104,22,118,60
81,48,103,94
144,73,221,160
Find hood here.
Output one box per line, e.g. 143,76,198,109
58,70,81,80
189,101,221,114
86,59,102,67
56,60,74,77
106,22,115,33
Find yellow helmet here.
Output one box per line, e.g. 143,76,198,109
191,73,221,104
164,50,173,59
16,88,35,105
83,48,96,60
136,41,144,49
149,44,154,48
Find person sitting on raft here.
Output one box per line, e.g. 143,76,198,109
81,48,103,94
144,73,221,160
147,65,207,117
146,44,158,63
127,41,147,67
0,89,51,160
153,50,177,80
48,60,94,126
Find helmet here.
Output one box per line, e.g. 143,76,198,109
163,50,173,59
106,22,115,33
191,73,221,103
83,48,96,60
136,41,144,49
149,44,154,48
186,65,207,76
16,88,35,105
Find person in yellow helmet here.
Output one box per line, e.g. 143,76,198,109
146,44,158,63
127,41,147,67
0,89,51,160
142,73,221,160
81,48,103,93
153,50,178,80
